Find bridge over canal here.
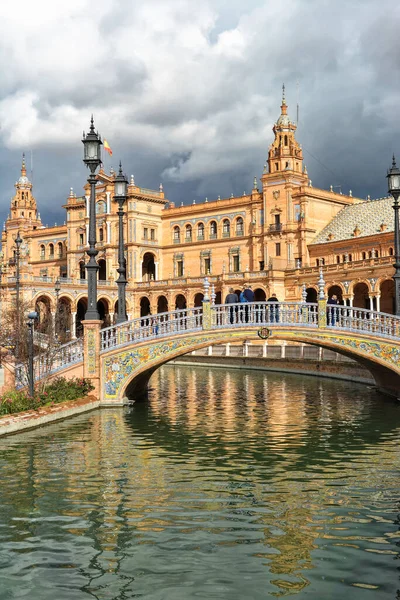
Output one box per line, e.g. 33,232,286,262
21,296,400,402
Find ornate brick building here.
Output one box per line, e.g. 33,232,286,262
0,92,395,338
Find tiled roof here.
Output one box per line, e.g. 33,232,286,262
311,197,393,245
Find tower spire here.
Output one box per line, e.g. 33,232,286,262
21,153,26,178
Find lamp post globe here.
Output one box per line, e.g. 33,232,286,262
114,162,128,324
387,155,400,316
82,116,102,320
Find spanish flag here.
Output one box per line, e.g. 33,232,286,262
104,140,112,156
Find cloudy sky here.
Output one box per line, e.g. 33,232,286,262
0,0,399,227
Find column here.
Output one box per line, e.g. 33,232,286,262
71,312,77,339
154,262,159,281
106,191,111,214
82,319,102,399
369,296,373,310
107,221,111,244
85,195,89,218
376,294,381,313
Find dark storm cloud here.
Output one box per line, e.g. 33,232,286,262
0,0,399,228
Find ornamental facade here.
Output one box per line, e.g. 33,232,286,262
0,93,395,338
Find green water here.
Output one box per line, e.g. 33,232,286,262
0,366,399,599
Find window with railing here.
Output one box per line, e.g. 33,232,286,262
58,242,63,258
177,260,183,277
49,244,54,259
236,217,244,236
173,226,181,243
209,221,217,239
222,219,230,238
185,224,192,242
197,223,204,240
40,245,45,260
233,255,240,272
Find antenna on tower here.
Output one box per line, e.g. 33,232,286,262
30,150,33,185
296,79,300,125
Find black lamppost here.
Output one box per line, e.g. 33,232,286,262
54,277,61,339
82,116,102,320
114,163,128,324
27,311,38,397
387,155,400,316
15,231,22,359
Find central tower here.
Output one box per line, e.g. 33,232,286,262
267,85,304,175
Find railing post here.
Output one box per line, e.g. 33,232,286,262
317,267,327,328
202,277,212,330
82,319,102,397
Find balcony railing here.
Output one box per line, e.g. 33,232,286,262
269,223,283,232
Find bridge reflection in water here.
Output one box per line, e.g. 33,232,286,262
0,367,399,599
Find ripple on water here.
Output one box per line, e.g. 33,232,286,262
0,367,399,599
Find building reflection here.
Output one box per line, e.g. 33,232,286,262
0,366,398,598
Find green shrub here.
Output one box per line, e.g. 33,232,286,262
0,377,95,417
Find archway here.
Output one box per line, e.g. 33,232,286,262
353,283,369,310
327,285,343,304
140,296,151,317
254,288,266,301
56,297,72,342
98,259,107,281
380,279,394,314
215,291,222,305
76,298,87,337
97,298,111,327
194,293,204,307
306,287,317,303
157,295,168,313
142,253,156,281
175,294,187,310
34,296,53,334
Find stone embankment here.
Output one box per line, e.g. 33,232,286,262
0,395,100,438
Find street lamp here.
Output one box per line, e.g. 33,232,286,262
27,311,38,397
387,155,400,316
15,231,22,359
82,116,102,320
54,277,61,339
114,162,128,324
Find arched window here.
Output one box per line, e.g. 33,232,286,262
362,251,366,260
40,245,45,260
79,262,86,280
209,221,217,239
58,242,63,259
284,135,288,146
197,222,204,240
348,254,352,262
185,224,192,241
222,219,230,237
389,247,394,256
336,255,340,264
173,226,180,243
236,217,244,236
49,244,54,259
99,228,104,242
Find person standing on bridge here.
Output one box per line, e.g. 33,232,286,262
240,285,254,323
267,293,279,323
225,288,239,324
327,294,339,326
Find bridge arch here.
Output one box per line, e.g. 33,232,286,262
100,325,400,403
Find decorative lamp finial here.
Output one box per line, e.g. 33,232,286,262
203,277,210,302
301,283,307,303
253,176,257,189
159,182,163,192
130,174,135,185
282,83,286,105
318,267,325,300
70,187,74,197
210,285,216,306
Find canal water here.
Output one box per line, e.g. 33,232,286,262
0,366,399,599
